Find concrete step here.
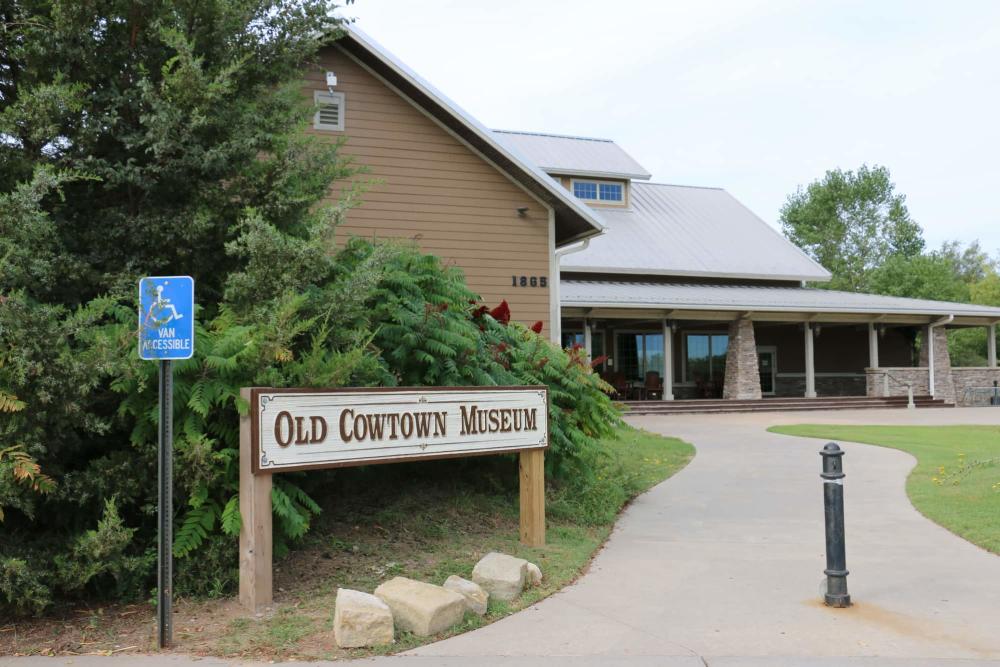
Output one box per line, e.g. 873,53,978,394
622,395,934,408
622,395,953,415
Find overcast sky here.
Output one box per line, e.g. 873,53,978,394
341,1,1000,254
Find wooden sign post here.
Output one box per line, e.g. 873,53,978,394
238,386,548,612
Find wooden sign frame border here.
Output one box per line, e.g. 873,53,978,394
249,385,548,475
239,386,549,612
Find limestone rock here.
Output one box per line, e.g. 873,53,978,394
526,562,543,586
374,577,466,636
333,588,394,648
471,552,528,602
443,575,488,616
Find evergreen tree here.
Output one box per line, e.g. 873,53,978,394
0,0,350,307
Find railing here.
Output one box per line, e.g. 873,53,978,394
877,369,916,409
961,384,1000,407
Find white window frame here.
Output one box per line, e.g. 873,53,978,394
597,181,624,202
570,178,625,204
313,90,345,131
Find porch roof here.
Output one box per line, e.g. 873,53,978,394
561,280,1000,325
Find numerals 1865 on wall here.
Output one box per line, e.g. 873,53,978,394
511,275,547,288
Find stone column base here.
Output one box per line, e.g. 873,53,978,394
722,318,762,400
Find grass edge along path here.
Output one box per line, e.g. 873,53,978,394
2,425,694,661
769,424,1000,556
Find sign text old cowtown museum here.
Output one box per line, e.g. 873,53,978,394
240,386,549,611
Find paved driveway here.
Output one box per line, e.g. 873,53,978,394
398,407,1000,664
6,407,1000,667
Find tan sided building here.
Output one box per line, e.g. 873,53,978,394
307,26,1000,410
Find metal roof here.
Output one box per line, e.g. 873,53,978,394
336,26,605,246
492,130,652,181
561,280,1000,322
560,182,832,282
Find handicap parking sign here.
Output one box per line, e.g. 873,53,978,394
139,276,195,360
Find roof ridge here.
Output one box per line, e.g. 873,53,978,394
492,129,615,143
637,181,725,191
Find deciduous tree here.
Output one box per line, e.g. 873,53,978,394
780,165,924,291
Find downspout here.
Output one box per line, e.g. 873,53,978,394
551,233,592,346
927,315,954,398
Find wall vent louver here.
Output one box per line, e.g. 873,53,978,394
313,90,345,131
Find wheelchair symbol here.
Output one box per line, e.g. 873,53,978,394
144,284,184,328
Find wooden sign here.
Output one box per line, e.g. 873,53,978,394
251,387,547,473
239,386,549,612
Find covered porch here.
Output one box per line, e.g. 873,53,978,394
560,281,1000,406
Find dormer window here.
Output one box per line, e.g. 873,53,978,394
573,181,598,200
313,90,345,131
572,179,625,204
599,183,623,202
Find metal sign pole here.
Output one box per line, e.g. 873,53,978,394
158,359,173,648
139,275,191,649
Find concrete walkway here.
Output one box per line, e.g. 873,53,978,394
5,407,1000,666
399,406,1000,664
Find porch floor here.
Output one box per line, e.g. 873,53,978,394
622,394,953,415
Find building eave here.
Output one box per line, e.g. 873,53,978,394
560,265,833,283
336,26,605,245
545,168,653,181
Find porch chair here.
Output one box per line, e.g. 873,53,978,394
607,371,629,400
644,371,663,400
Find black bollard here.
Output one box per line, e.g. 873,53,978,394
820,442,850,608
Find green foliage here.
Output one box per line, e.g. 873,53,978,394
867,253,970,303
0,444,56,522
0,557,51,617
0,499,152,616
781,165,1000,365
478,320,621,477
0,0,356,615
0,0,347,307
53,499,153,599
780,164,924,292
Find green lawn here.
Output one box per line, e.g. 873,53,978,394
2,426,694,660
216,426,695,659
769,424,1000,554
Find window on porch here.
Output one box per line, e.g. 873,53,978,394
615,333,664,381
684,333,729,388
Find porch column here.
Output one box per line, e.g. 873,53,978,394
722,317,761,400
868,322,879,369
804,323,817,398
920,325,956,402
662,319,674,401
583,318,592,362
988,323,997,368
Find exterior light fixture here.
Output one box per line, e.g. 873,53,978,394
325,71,337,93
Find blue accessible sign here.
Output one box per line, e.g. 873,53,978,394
139,276,195,360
